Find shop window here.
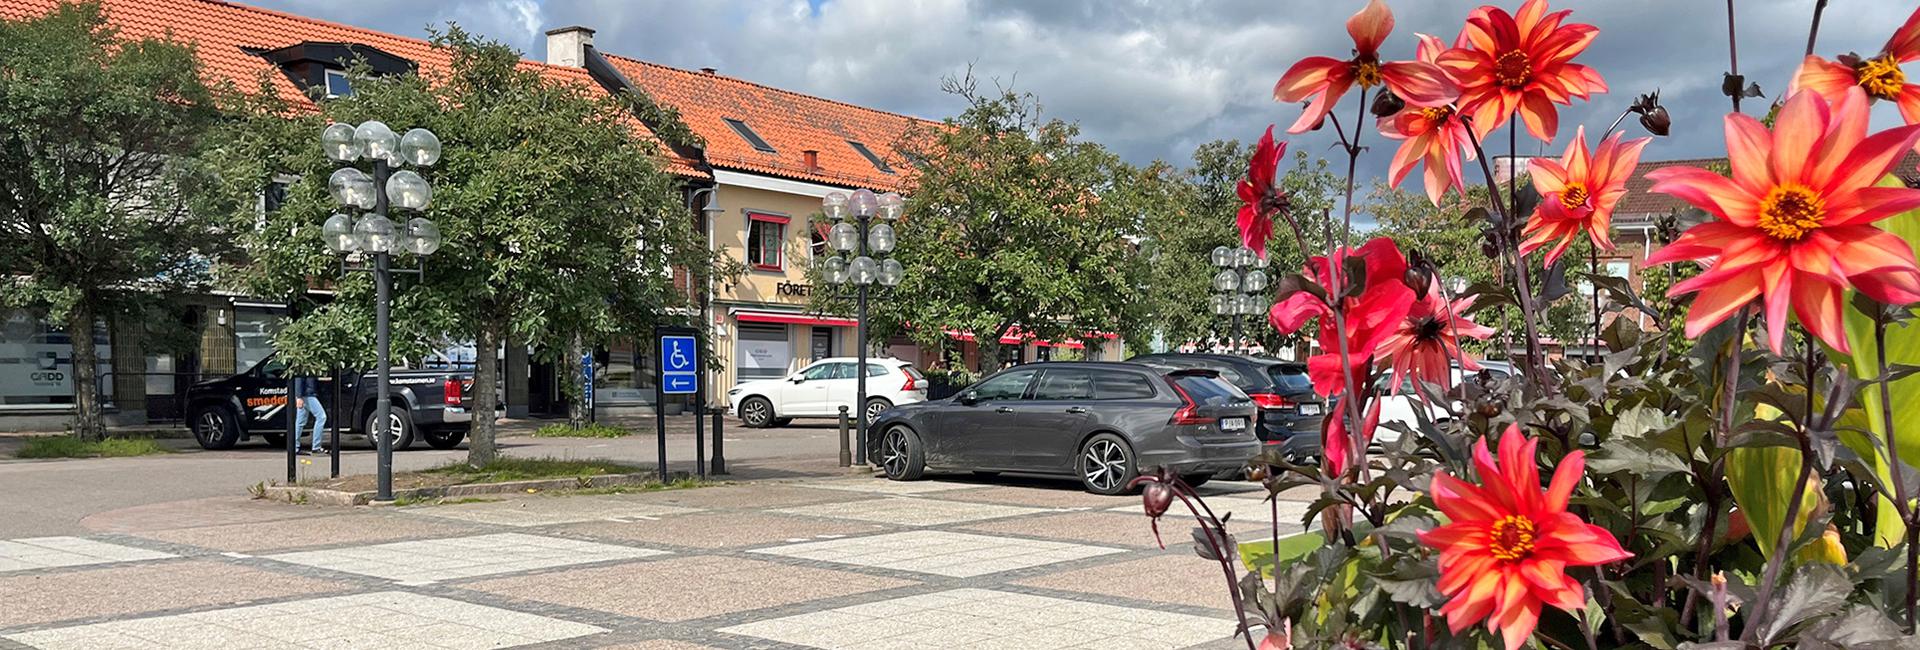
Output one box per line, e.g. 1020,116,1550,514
746,213,788,271
736,323,791,381
0,309,110,407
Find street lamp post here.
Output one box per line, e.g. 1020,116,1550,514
320,120,443,501
1209,245,1269,354
820,189,904,466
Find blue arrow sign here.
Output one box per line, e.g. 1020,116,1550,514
663,374,698,394
660,335,698,395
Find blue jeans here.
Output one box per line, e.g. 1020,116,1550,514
294,397,328,451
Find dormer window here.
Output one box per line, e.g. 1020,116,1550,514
724,118,777,153
847,140,894,174
323,69,354,98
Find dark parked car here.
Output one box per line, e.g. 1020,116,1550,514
1128,353,1325,461
864,361,1259,495
184,354,478,451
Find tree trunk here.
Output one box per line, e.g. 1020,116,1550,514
66,301,105,441
566,333,588,429
466,321,501,467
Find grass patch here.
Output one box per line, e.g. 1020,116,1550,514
15,437,171,459
532,423,632,438
420,456,645,482
560,477,715,496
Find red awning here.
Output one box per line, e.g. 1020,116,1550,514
734,310,857,327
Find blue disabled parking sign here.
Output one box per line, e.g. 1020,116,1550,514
660,335,698,395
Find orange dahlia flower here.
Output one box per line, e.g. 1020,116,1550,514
1791,6,1920,123
1419,426,1631,650
1236,126,1289,259
1437,0,1607,142
1645,88,1920,353
1375,278,1494,394
1274,0,1456,134
1519,125,1652,267
1381,33,1490,205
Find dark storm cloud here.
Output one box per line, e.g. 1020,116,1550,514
247,0,1913,176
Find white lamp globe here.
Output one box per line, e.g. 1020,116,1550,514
848,256,878,285
867,223,896,254
849,188,878,218
396,128,441,167
327,167,375,209
322,213,357,253
321,122,359,162
354,214,396,253
830,222,859,252
1211,270,1240,293
386,170,432,211
1209,293,1231,316
1209,245,1233,268
1242,270,1269,292
1233,246,1257,268
353,121,399,162
402,217,441,255
822,192,848,220
878,258,904,286
822,256,849,284
877,192,905,220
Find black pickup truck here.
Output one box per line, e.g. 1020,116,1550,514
184,354,478,451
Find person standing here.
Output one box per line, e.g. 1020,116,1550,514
293,373,327,454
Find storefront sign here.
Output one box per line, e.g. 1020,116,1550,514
776,282,812,298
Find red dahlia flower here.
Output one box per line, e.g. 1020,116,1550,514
1269,238,1417,397
1645,88,1920,353
1382,33,1489,205
1437,0,1607,142
1792,6,1920,124
1321,395,1381,479
1236,126,1290,259
1274,0,1456,134
1520,125,1652,267
1419,426,1632,650
1375,278,1494,394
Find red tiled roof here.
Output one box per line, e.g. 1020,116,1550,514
600,54,936,191
0,0,703,177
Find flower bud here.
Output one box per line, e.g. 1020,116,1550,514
1142,481,1173,519
1370,91,1404,118
1639,106,1670,136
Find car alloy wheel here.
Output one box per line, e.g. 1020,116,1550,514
1083,438,1129,492
864,400,889,422
741,398,771,427
881,428,909,477
195,410,224,447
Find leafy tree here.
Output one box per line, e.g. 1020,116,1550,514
859,82,1149,372
215,28,716,465
0,2,238,439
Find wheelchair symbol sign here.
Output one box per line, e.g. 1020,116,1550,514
660,335,697,394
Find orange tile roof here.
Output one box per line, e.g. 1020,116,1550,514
0,0,703,177
600,53,937,191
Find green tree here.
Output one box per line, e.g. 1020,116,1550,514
0,2,237,440
867,82,1147,372
215,28,716,465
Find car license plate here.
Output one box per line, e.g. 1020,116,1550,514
1220,417,1247,432
1299,404,1322,416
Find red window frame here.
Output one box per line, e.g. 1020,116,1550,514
746,212,790,271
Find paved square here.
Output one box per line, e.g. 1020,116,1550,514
134,514,479,553
1108,495,1313,531
0,537,172,574
0,560,351,629
560,512,885,549
5,591,603,650
777,497,1056,527
799,478,979,495
398,496,700,527
960,511,1179,549
752,530,1122,578
263,533,667,583
463,555,916,622
717,588,1234,649
1016,554,1235,611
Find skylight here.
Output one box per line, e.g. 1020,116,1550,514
847,140,895,174
723,118,776,153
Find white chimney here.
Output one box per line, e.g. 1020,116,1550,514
544,26,595,68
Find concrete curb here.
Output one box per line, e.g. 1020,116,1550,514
260,472,670,507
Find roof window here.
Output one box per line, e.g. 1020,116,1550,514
323,69,353,98
847,140,894,174
723,118,776,153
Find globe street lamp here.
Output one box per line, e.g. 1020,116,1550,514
1209,245,1269,353
820,189,904,465
321,120,442,501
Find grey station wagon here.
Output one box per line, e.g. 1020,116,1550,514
864,361,1260,494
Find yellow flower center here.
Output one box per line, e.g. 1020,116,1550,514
1495,50,1531,89
1353,60,1384,88
1488,515,1537,561
1560,182,1590,211
1858,54,1908,100
1757,184,1826,242
1421,105,1453,123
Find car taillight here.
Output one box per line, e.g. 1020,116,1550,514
1246,392,1295,409
902,374,918,391
1167,382,1216,425
444,378,464,405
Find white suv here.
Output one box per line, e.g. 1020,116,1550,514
1373,360,1518,445
728,357,929,428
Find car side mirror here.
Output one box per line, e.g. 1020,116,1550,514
957,392,978,405
789,374,806,383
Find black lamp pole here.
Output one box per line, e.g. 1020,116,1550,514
854,211,870,466
371,158,394,501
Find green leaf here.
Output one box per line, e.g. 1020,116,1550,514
1725,399,1821,560
1760,565,1851,645
1832,174,1920,547
1588,438,1688,476
1239,532,1325,579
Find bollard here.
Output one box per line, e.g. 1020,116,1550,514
837,405,852,468
711,408,726,475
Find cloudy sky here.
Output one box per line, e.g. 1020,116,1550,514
251,0,1912,172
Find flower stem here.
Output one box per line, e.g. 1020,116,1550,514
1461,117,1549,390
1591,245,1602,362
1805,0,1829,57
1877,311,1917,630
1173,487,1259,650
1600,106,1634,139
1725,0,1743,113
1739,335,1819,644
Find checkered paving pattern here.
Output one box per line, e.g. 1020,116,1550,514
716,588,1235,649
0,537,173,573
752,530,1123,577
398,496,701,527
263,533,667,583
4,591,603,649
1109,494,1314,531
799,479,979,495
777,496,1057,527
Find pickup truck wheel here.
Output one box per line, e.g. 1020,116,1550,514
739,397,775,428
423,429,466,450
190,406,241,450
364,406,416,451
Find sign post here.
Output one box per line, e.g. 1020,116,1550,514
655,327,699,483
581,350,595,424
